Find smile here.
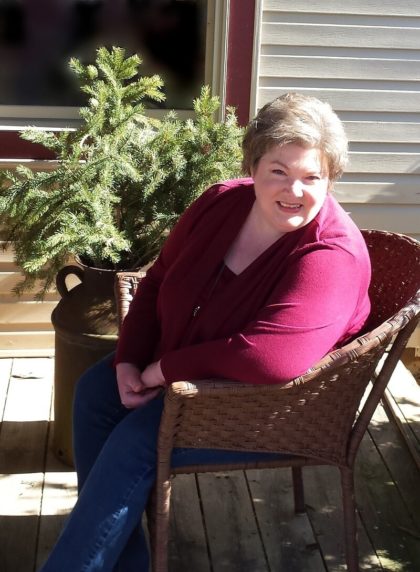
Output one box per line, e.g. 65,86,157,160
277,201,302,210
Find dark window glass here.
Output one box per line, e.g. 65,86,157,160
0,0,207,109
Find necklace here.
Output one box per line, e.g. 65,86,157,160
192,261,226,318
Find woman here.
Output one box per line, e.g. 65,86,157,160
39,93,371,571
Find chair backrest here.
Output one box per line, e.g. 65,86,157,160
361,229,420,330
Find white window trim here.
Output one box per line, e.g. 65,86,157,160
249,0,263,119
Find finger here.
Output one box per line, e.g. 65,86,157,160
123,391,158,409
128,380,144,393
121,387,162,409
118,376,143,396
136,389,162,406
120,390,143,409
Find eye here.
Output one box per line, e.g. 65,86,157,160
306,175,321,181
272,169,286,176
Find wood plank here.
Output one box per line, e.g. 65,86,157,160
407,329,420,354
168,474,212,572
0,332,55,356
260,55,420,81
303,465,382,571
35,393,77,570
0,358,53,572
355,430,420,571
0,475,43,572
198,471,268,571
0,358,53,456
367,400,420,529
0,347,55,359
247,467,326,571
35,469,78,570
263,0,420,17
383,361,420,470
257,88,420,113
387,362,420,444
262,22,420,50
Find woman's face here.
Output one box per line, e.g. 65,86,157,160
251,143,330,236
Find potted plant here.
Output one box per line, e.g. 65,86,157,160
0,46,243,464
0,46,243,295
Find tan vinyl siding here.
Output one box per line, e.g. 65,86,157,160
0,239,58,356
0,156,60,355
254,1,420,348
262,0,420,17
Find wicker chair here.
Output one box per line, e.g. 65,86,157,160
115,229,420,572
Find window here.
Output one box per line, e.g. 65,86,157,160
0,0,211,120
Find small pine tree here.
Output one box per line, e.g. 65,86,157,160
0,47,243,298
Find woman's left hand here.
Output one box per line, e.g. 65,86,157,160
116,361,162,409
141,360,166,388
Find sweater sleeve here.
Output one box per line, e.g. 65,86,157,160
114,186,219,369
160,246,370,385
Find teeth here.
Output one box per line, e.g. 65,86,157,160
278,201,301,208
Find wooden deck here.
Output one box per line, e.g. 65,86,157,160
0,357,419,572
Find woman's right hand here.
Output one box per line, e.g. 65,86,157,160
116,362,162,408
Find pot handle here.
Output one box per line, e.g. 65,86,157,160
56,265,85,297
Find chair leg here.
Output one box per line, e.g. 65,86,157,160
292,467,305,513
340,467,359,572
150,478,172,572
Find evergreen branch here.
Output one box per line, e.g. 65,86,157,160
0,48,243,298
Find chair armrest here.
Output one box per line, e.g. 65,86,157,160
114,270,146,329
158,324,395,462
167,378,296,399
161,374,337,458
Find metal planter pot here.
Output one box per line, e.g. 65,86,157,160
51,260,118,466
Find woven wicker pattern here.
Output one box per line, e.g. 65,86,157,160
114,271,145,332
115,229,420,572
362,229,420,329
166,342,386,464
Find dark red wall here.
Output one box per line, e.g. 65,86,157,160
225,0,256,126
0,131,56,159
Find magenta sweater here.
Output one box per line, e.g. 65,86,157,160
115,179,371,384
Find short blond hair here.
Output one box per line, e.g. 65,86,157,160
242,93,348,184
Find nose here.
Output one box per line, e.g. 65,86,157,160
284,177,304,197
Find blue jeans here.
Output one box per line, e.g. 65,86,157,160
39,354,283,572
